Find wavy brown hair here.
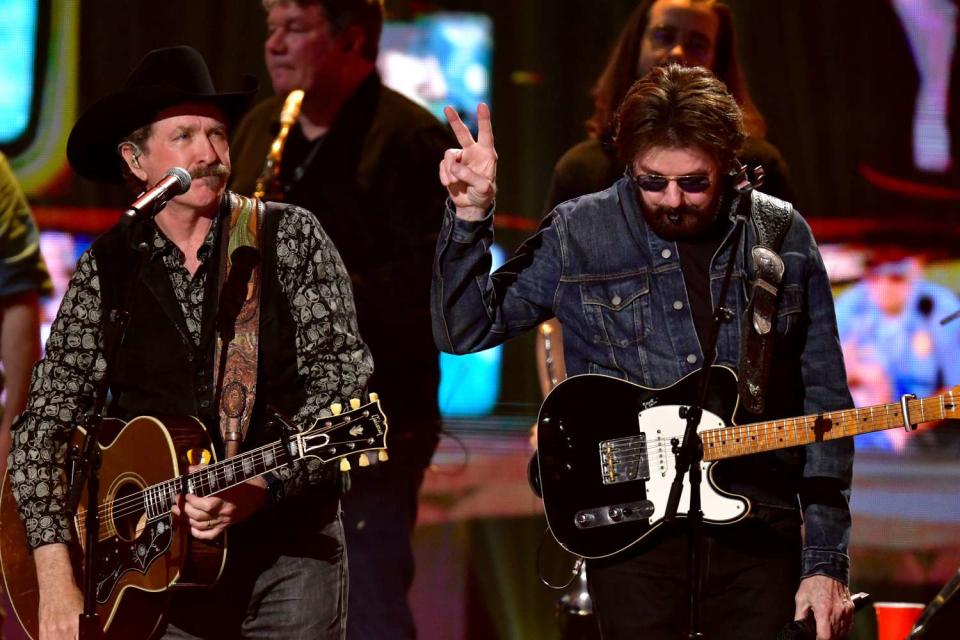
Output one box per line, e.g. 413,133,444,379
615,64,745,172
587,0,765,142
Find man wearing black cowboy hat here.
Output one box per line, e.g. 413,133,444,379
9,45,371,639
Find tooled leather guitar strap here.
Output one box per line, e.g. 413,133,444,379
214,193,264,457
738,191,793,414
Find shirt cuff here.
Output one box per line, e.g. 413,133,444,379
444,199,495,244
27,515,74,551
801,546,850,585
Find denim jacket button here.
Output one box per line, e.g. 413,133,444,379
661,249,672,259
686,354,697,364
673,300,683,310
611,294,622,306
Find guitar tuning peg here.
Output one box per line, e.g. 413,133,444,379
378,449,389,462
330,402,342,415
357,453,370,467
350,398,361,410
368,392,379,402
339,458,351,472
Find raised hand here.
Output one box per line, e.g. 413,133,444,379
439,103,498,220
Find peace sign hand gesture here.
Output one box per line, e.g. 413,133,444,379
439,103,498,221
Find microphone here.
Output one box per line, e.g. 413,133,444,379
775,592,871,640
121,167,192,225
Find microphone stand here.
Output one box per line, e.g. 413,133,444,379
66,215,154,640
908,568,960,638
661,177,756,640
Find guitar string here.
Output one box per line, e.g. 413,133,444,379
80,443,295,541
78,410,379,525
83,432,381,529
78,395,949,534
607,410,912,462
593,396,949,465
77,442,288,539
79,432,378,531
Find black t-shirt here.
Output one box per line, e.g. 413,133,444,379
676,215,732,352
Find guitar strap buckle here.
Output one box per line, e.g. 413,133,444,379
737,192,792,414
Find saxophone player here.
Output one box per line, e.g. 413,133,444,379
230,2,455,638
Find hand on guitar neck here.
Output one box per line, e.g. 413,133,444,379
170,465,267,540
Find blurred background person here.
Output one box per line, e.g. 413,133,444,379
835,249,960,451
0,151,50,477
0,150,50,640
229,1,455,638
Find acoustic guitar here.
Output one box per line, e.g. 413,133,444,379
0,396,387,639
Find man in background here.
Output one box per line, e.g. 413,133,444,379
230,2,454,637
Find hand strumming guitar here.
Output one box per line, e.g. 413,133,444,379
439,103,498,221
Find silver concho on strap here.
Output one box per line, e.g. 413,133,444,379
750,246,785,334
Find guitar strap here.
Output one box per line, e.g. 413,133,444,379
737,191,793,414
213,193,264,457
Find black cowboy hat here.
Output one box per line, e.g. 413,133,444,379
67,45,257,184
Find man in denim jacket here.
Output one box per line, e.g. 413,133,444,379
432,65,855,639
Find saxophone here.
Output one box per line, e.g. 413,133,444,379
253,89,305,200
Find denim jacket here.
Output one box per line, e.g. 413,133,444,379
432,176,854,584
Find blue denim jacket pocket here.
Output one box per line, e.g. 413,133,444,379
775,284,804,336
579,274,652,348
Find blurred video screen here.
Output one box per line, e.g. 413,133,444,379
823,243,960,456
379,12,492,133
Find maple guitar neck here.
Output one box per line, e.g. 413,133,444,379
702,393,960,461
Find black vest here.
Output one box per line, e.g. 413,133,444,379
91,200,304,457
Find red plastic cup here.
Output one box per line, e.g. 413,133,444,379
874,602,925,640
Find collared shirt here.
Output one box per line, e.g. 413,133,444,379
151,217,218,346
431,176,855,583
9,201,372,549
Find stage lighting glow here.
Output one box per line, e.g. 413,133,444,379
0,0,39,145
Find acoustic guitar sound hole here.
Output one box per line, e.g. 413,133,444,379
110,479,148,542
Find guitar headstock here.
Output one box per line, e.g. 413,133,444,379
299,392,388,469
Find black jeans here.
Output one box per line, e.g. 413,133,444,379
157,497,346,640
587,520,801,640
341,440,434,640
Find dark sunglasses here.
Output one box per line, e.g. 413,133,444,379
633,173,712,194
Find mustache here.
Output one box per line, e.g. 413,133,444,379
189,164,229,180
652,204,698,219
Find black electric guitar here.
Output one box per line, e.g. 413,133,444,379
0,396,387,640
535,365,958,559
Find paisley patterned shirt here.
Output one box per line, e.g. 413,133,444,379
8,201,373,549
